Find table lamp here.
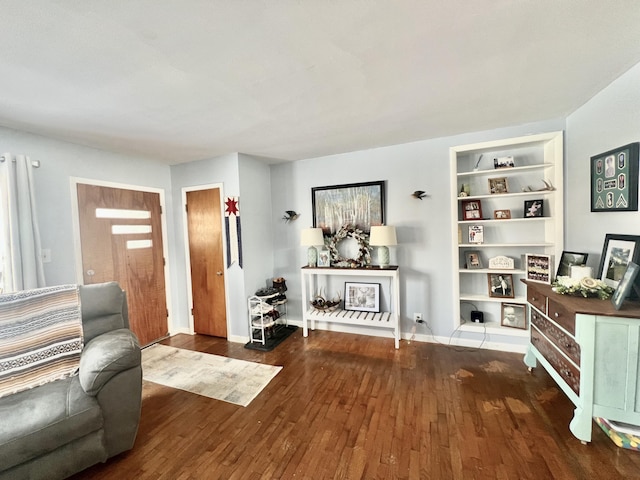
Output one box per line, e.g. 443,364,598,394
369,225,397,268
300,228,324,267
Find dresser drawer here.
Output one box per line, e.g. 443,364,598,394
530,310,580,365
531,327,580,395
527,288,547,313
547,297,576,336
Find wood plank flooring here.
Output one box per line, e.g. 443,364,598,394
71,331,640,479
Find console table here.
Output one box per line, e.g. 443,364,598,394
522,280,640,443
300,266,401,349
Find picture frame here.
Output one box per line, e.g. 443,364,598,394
465,250,483,269
493,209,511,219
344,282,381,312
317,248,331,267
611,262,640,310
525,254,552,284
461,200,483,220
468,225,484,244
590,142,639,212
524,199,543,218
494,156,515,169
597,234,640,288
488,177,509,194
312,181,385,235
501,303,527,329
556,251,589,278
487,273,514,298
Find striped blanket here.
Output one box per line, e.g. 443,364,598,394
0,284,83,398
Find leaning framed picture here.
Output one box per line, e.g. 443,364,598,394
465,250,483,269
525,254,552,284
597,234,640,288
611,262,640,310
487,273,514,298
312,181,385,235
524,199,543,217
461,200,483,220
344,282,381,312
488,177,508,194
494,209,511,219
556,251,589,278
501,303,527,329
591,142,639,212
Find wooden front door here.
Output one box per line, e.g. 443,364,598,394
186,188,227,337
77,183,168,346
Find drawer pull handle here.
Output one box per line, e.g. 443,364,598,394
563,369,572,377
532,297,536,301
554,312,559,318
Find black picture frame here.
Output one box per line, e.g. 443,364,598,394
344,282,381,312
597,234,640,288
591,142,639,212
312,181,385,235
556,251,589,278
524,199,543,217
611,262,640,310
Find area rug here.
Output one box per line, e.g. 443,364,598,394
141,344,282,407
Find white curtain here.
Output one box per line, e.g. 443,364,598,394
0,153,45,292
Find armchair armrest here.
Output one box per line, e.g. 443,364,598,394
79,329,141,396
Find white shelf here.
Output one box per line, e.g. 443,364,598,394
457,163,553,178
460,294,527,304
458,243,553,248
457,189,556,201
458,217,551,225
459,321,529,337
459,269,526,274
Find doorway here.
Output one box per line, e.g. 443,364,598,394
184,185,228,338
75,181,170,346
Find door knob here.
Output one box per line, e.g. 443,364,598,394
86,269,95,276
216,271,223,276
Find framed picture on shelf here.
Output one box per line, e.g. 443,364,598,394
344,282,381,313
556,251,589,278
590,142,639,212
312,181,385,235
597,234,640,288
525,254,552,283
465,250,483,269
487,273,514,298
468,225,484,244
524,199,543,217
461,199,482,220
493,209,511,219
488,177,509,194
494,156,515,169
611,262,640,310
501,303,527,329
317,248,331,267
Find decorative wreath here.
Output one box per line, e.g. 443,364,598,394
327,224,372,268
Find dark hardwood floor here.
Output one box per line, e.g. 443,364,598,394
71,330,640,479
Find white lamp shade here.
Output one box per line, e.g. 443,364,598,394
369,225,397,246
300,227,324,246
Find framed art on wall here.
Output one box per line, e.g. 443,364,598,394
591,142,639,212
312,181,385,235
597,234,640,288
344,282,381,312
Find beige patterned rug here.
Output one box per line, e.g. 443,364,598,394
141,344,282,407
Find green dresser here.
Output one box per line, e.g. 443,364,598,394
523,280,640,443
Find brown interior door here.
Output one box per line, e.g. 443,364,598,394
77,183,168,346
186,188,228,337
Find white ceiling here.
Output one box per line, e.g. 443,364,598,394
1,1,639,165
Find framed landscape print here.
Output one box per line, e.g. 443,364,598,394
556,251,589,278
597,234,640,288
591,142,639,212
344,282,381,312
611,262,640,310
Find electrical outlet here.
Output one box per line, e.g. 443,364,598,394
413,313,423,323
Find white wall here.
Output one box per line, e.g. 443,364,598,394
270,118,565,348
565,62,640,267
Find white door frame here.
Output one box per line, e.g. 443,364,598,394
181,183,231,336
70,177,174,335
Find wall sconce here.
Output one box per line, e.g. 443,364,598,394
369,225,397,268
300,228,324,267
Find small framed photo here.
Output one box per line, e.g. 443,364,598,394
487,273,514,298
611,262,640,310
524,199,543,217
493,209,511,219
501,303,527,329
488,177,508,194
317,248,331,267
344,282,380,312
461,200,483,220
597,234,640,288
465,251,483,269
525,254,552,283
556,251,589,278
468,225,484,244
494,156,515,169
